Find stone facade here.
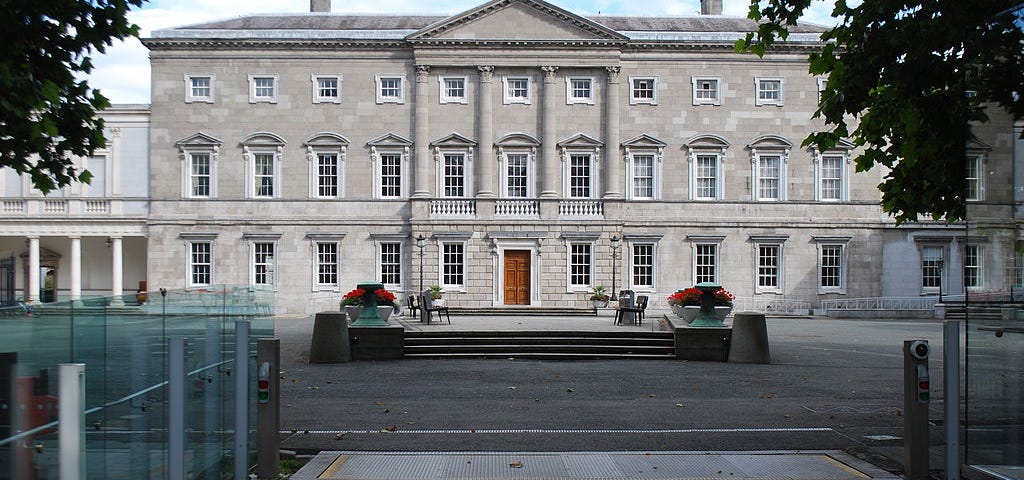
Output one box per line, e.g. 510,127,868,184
130,0,1017,315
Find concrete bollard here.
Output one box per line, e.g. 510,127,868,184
308,311,351,363
727,312,770,364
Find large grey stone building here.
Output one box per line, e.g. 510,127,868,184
4,0,1015,315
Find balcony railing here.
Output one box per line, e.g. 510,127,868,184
559,200,604,218
430,199,476,217
84,199,110,214
495,200,540,217
2,200,25,214
43,199,67,214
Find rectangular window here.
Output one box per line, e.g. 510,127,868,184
966,155,983,201
819,245,843,289
692,77,720,105
313,75,341,103
632,244,655,289
190,76,211,99
566,77,593,104
380,242,402,286
695,155,718,200
376,75,405,104
380,153,402,198
504,77,531,104
756,77,784,106
632,154,655,199
189,242,212,286
506,153,528,198
964,245,982,289
317,153,339,198
820,155,843,201
253,77,275,99
630,77,657,104
316,242,339,287
758,155,781,200
442,243,465,287
190,153,211,197
695,244,718,284
921,246,943,290
443,153,466,197
440,77,467,103
569,154,592,198
758,245,780,290
253,242,275,286
253,153,275,197
569,243,592,287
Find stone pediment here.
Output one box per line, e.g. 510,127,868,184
746,134,793,150
241,131,287,147
622,134,667,149
557,133,603,149
430,133,477,148
367,133,413,147
408,0,626,43
304,132,350,148
175,132,223,148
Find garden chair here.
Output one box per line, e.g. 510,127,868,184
420,291,451,325
615,295,648,326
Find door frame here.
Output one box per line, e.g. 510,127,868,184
493,240,540,307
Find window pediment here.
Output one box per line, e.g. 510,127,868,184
495,133,541,149
431,132,477,149
175,132,223,149
557,133,603,149
304,132,350,149
241,131,287,147
367,133,413,148
746,134,792,151
683,134,730,152
622,134,667,150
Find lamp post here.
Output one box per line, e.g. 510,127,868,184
610,235,621,301
416,235,426,295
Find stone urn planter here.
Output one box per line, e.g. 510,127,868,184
674,305,701,324
344,305,363,324
591,298,609,308
714,306,733,323
431,297,445,307
377,305,394,321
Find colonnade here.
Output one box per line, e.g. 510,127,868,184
24,235,125,304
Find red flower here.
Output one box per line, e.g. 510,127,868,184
375,288,396,303
341,288,366,306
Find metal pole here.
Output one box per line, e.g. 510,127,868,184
257,339,280,480
234,321,251,479
168,338,185,480
944,321,961,480
58,363,86,480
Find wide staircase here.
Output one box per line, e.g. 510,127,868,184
404,330,676,360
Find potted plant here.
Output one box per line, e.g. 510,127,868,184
374,288,398,321
713,288,736,322
340,288,365,322
667,287,702,322
428,285,444,307
589,286,610,308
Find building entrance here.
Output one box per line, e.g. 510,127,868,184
503,250,531,305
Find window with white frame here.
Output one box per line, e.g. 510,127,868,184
252,152,276,198
753,154,785,201
376,75,405,104
964,244,983,289
629,76,657,105
315,152,340,198
966,154,984,201
503,76,531,104
921,245,944,292
694,243,718,284
566,77,594,105
185,74,214,103
632,243,655,289
252,242,276,287
692,77,721,105
249,74,278,103
818,244,845,292
503,152,530,198
380,242,402,286
189,241,212,287
312,75,341,104
377,152,404,198
441,153,468,198
439,76,467,104
569,243,593,288
692,154,722,200
630,153,657,200
441,242,465,288
315,242,339,288
756,244,782,292
189,153,212,198
819,154,845,201
755,77,784,106
567,153,594,198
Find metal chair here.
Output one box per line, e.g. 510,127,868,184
615,295,648,326
406,295,420,318
420,291,451,325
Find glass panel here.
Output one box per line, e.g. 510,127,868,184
505,154,528,198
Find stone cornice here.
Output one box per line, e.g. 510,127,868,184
143,38,408,51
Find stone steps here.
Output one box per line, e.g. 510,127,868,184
404,330,675,360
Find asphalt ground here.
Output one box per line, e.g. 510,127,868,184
274,313,952,475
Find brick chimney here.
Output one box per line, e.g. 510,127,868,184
310,0,331,13
700,0,723,15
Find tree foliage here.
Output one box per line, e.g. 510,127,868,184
737,0,1024,223
0,0,144,193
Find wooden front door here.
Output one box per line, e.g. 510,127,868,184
503,250,531,305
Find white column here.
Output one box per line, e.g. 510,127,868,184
110,237,124,302
28,236,40,303
70,236,82,301
476,66,495,197
540,66,559,198
604,66,623,198
413,65,431,197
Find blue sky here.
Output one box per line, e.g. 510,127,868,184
91,0,838,104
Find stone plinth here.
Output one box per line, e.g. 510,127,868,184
309,311,351,363
674,323,732,362
349,325,404,360
728,312,770,364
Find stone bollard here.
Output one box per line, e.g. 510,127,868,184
728,312,770,364
308,311,351,363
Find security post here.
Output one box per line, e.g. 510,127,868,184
904,339,931,480
257,338,280,480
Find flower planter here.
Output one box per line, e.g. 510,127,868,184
377,305,394,322
591,298,609,308
714,306,733,323
431,297,445,307
344,305,363,323
676,305,701,324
